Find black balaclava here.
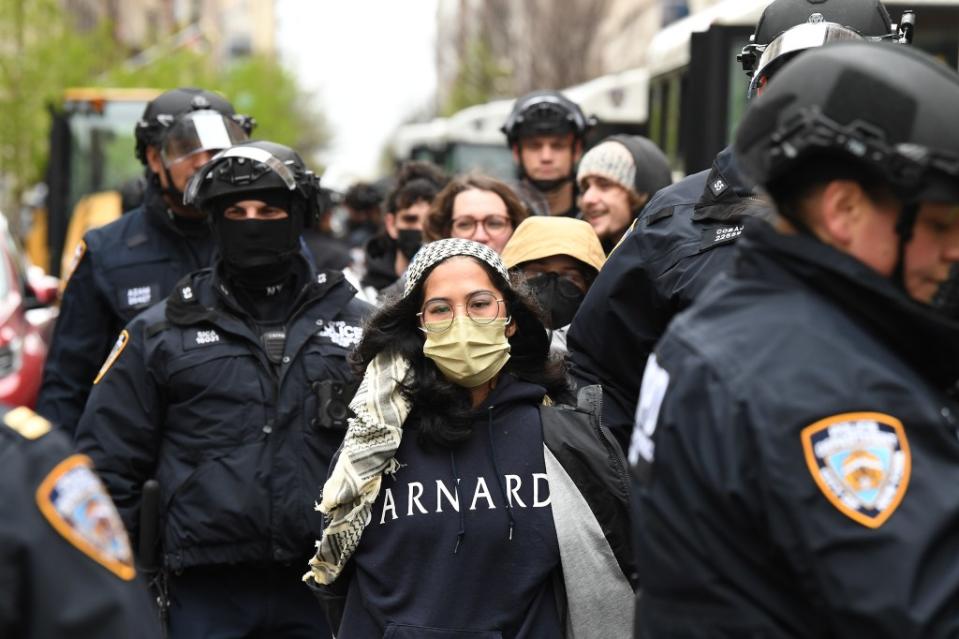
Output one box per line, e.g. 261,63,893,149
525,271,586,329
396,228,423,260
212,189,303,289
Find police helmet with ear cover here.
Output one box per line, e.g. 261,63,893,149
134,88,255,166
501,91,595,145
184,140,323,224
734,41,959,206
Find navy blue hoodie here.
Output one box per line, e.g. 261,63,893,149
337,374,563,638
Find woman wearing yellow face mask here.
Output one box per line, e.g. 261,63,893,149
305,238,635,639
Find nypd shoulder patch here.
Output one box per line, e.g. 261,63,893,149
94,329,129,385
36,454,135,580
801,412,910,528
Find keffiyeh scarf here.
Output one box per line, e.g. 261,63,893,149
304,351,412,585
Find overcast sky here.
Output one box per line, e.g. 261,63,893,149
275,0,439,187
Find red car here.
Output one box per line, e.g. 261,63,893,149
0,214,59,408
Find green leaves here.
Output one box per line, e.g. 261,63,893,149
0,1,328,218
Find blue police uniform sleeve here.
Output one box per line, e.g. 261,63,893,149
75,320,163,543
567,227,664,449
0,425,163,639
630,344,774,635
37,243,119,435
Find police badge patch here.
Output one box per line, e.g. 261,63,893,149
36,455,135,580
801,412,911,528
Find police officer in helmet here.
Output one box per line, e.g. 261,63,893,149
38,88,252,434
1,406,162,638
567,0,903,448
502,90,593,217
75,140,371,639
632,41,959,637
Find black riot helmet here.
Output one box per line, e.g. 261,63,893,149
735,41,959,205
184,140,321,224
134,88,255,166
501,91,594,146
185,140,320,280
735,41,959,286
738,0,903,98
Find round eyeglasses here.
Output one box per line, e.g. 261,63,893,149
450,215,512,237
417,291,507,333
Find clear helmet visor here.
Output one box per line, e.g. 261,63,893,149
747,22,866,99
183,145,300,207
161,111,249,167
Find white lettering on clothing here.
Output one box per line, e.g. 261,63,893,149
436,479,460,513
379,488,397,524
195,330,220,345
533,473,551,507
506,475,526,507
126,286,151,306
407,482,428,515
469,477,496,511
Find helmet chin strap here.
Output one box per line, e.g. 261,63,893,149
891,202,920,292
152,166,200,216
517,159,574,194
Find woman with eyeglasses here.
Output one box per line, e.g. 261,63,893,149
424,174,531,254
305,239,634,639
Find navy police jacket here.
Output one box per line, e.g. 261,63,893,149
0,406,162,639
75,262,371,572
567,147,766,449
631,220,959,638
38,184,215,433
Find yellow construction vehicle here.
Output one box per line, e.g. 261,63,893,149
26,88,159,277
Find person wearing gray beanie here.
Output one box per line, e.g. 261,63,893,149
577,135,672,253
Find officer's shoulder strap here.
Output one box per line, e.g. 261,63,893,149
146,320,171,338
644,205,675,226
1,406,52,440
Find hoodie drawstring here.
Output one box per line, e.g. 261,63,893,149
450,449,466,555
486,406,516,542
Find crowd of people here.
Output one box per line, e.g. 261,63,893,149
5,0,959,636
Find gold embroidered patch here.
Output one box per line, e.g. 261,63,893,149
801,412,910,529
36,454,135,580
4,406,51,439
62,240,87,285
93,330,129,385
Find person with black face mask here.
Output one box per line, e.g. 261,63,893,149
38,88,253,434
501,216,605,356
358,161,447,305
74,140,373,639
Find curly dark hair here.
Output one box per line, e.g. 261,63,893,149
424,173,531,242
386,161,449,213
353,255,569,448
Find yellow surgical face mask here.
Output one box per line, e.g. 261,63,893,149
423,317,511,388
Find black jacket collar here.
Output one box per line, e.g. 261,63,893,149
166,256,348,328
736,219,959,391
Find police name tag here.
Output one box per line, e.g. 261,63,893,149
700,224,744,250
801,412,911,528
118,283,160,311
36,455,135,580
